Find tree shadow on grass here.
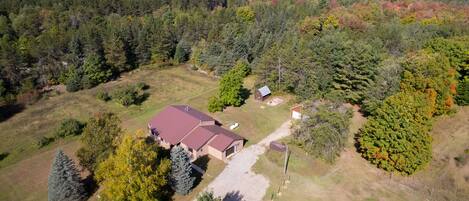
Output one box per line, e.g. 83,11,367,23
191,155,211,189
223,191,244,201
0,103,24,122
82,174,98,198
240,88,251,105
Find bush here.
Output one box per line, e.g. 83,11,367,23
0,152,9,161
135,82,148,90
36,136,55,148
208,96,224,113
197,191,222,201
454,149,469,168
111,84,146,106
66,75,82,92
55,118,84,138
96,90,110,101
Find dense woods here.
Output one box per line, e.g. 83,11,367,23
2,1,469,199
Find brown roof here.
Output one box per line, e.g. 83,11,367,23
149,105,214,145
291,105,303,113
180,126,216,150
206,126,243,151
149,105,243,151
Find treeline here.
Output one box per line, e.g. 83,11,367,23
242,0,468,175
0,0,241,103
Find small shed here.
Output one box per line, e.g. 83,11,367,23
255,85,271,101
291,104,303,120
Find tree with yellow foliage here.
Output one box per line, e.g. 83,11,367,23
95,132,171,201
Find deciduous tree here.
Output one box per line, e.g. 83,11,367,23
77,113,121,172
95,133,171,201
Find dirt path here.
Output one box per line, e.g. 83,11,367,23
203,120,291,201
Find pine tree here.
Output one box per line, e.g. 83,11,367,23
104,34,128,73
170,145,195,195
48,150,86,201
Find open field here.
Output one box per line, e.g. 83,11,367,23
0,65,291,201
254,106,469,201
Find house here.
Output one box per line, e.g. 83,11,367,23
148,105,244,162
291,104,303,120
255,85,271,101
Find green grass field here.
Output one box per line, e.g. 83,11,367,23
0,65,291,201
254,106,469,201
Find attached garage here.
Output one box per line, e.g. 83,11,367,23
225,146,236,157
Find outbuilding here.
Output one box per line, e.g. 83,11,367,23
255,85,271,101
291,104,303,120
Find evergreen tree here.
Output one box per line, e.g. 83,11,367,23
82,53,112,88
135,30,151,65
104,34,128,73
173,39,190,64
170,145,195,195
358,91,433,175
66,35,84,68
48,150,86,201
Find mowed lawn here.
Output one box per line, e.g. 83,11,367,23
0,65,291,201
254,106,469,201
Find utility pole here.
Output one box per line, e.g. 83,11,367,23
277,57,281,90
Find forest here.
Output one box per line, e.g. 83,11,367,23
1,0,469,199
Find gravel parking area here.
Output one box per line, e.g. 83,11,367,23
203,120,291,201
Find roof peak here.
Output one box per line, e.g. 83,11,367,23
169,105,214,122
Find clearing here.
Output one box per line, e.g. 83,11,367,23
0,65,291,201
254,106,469,201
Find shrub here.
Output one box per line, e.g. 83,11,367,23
96,90,110,102
208,96,224,113
64,67,82,92
135,82,148,90
110,84,145,106
197,191,222,201
454,149,469,168
0,152,9,161
55,118,84,138
37,136,55,148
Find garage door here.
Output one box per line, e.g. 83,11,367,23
225,146,235,157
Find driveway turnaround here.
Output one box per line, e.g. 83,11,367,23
203,120,291,201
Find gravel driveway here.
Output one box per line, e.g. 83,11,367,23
203,120,291,201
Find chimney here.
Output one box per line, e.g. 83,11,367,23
185,105,189,111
